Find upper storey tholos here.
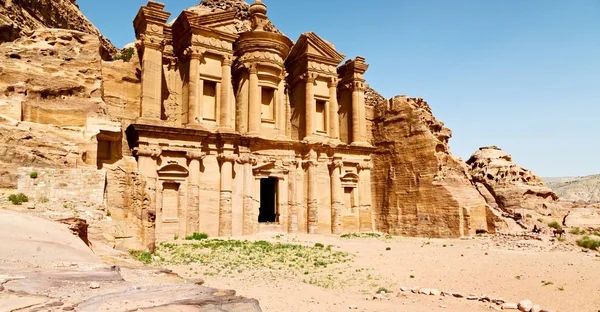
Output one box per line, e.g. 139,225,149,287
133,0,371,146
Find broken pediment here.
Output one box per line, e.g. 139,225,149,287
286,32,346,68
171,10,238,54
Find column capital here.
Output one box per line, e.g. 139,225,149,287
246,63,259,75
184,46,206,60
302,159,318,169
303,72,319,84
218,153,238,163
329,159,344,170
328,77,339,88
135,145,162,158
236,154,257,165
221,54,234,67
186,150,207,161
358,161,373,170
136,34,166,51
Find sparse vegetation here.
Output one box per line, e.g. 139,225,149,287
150,239,356,288
409,275,415,279
340,232,391,239
37,195,49,203
548,221,561,230
114,47,135,62
29,172,38,179
129,250,155,264
8,193,29,205
576,236,600,250
558,287,565,291
541,280,554,286
515,275,522,280
174,234,179,240
569,227,586,235
185,232,209,240
385,247,391,251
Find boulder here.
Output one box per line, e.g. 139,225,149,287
518,299,533,311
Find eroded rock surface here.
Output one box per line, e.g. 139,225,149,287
371,95,498,237
0,0,117,58
467,146,560,217
185,0,281,34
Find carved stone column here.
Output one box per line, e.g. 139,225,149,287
218,153,238,236
304,73,317,139
185,47,205,124
186,150,206,235
304,154,318,234
237,154,256,235
358,161,374,232
220,55,234,129
351,81,362,144
248,64,261,134
287,158,299,233
329,157,343,234
328,77,339,140
137,37,165,121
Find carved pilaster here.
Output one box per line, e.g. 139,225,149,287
329,157,343,234
303,158,319,234
218,153,237,237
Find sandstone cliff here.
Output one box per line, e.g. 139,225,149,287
467,146,560,218
0,0,117,59
371,95,498,237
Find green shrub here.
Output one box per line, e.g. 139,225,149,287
576,236,600,250
129,249,154,264
8,193,29,205
385,247,391,251
174,234,179,240
185,232,209,241
569,227,586,235
377,287,391,294
30,172,38,179
114,48,135,62
314,242,324,248
548,221,561,230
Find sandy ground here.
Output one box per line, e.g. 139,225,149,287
165,233,600,312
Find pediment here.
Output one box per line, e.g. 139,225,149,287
286,32,346,66
158,163,189,177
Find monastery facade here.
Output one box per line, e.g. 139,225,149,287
128,0,376,243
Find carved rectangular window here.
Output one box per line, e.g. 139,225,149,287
343,187,356,214
202,80,217,121
261,87,275,123
315,99,327,133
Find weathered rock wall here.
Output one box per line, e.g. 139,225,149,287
467,146,560,218
17,167,105,204
104,158,154,251
371,95,497,237
0,0,117,59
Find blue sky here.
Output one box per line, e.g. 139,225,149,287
78,0,600,177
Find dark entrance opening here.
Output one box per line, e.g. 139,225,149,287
259,178,278,223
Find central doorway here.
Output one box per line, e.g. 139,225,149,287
259,178,278,223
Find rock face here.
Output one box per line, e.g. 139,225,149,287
371,95,497,237
0,0,117,59
467,146,559,217
546,174,600,203
185,0,281,34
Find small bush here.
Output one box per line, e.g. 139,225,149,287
174,234,179,240
37,195,49,203
8,193,29,205
377,287,391,294
129,249,153,264
409,275,415,279
541,280,553,286
569,227,586,235
548,221,561,230
185,232,209,241
576,236,600,250
385,247,391,251
314,242,324,248
114,47,135,62
30,172,38,179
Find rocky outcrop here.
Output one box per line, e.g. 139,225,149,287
467,146,559,217
0,0,117,59
185,0,281,34
371,95,497,237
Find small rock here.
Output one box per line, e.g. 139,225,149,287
400,286,408,292
90,282,100,289
0,285,4,292
467,295,479,300
62,307,75,311
439,304,447,308
410,287,420,294
502,302,519,310
419,288,431,295
518,299,533,311
453,293,464,298
531,305,541,312
348,305,358,310
373,294,384,300
430,289,441,296
540,309,555,312
493,298,506,305
26,203,35,210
